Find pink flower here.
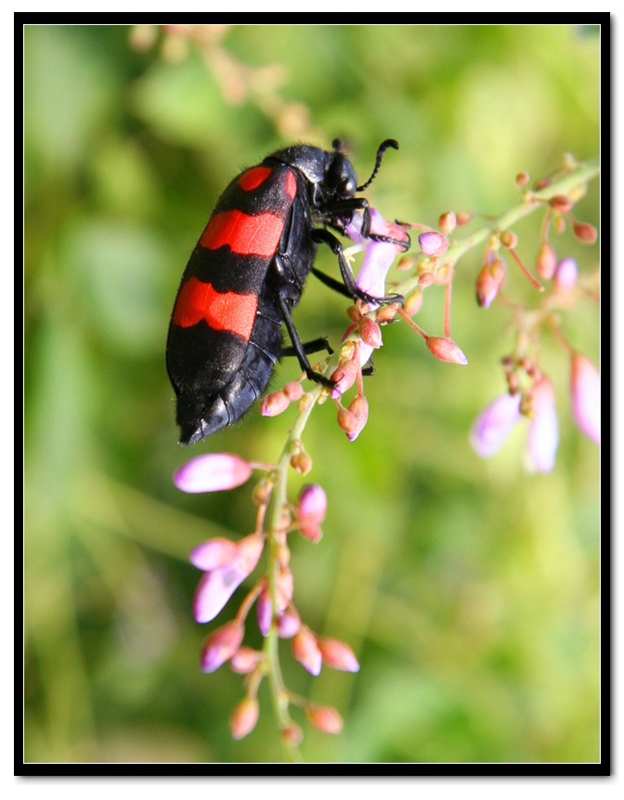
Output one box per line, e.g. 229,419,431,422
192,533,264,623
554,258,578,293
297,484,327,541
527,377,559,473
470,393,522,458
571,353,600,444
174,453,252,493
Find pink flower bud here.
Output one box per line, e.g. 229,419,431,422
536,242,557,281
318,637,360,672
331,360,358,399
201,621,244,673
277,604,302,638
230,647,261,674
527,376,559,473
297,484,327,527
345,395,369,441
426,336,468,365
470,393,522,458
293,628,322,676
418,231,449,257
571,353,600,444
305,705,343,735
554,258,578,292
476,260,506,309
230,697,259,740
260,390,290,417
284,381,304,402
174,453,252,494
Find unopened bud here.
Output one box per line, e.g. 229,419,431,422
230,647,261,674
277,604,302,638
456,211,473,226
500,230,517,249
230,697,259,740
476,260,506,309
426,336,468,366
439,211,457,235
293,628,322,676
305,705,343,735
290,450,313,475
281,722,304,748
331,360,358,398
284,381,305,402
549,194,574,213
404,289,424,317
318,637,360,672
573,222,597,244
536,242,557,281
359,317,383,349
516,171,530,187
260,390,290,417
418,231,449,257
201,621,244,673
174,453,252,494
345,395,369,441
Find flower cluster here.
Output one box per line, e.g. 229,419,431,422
468,162,599,470
175,455,360,742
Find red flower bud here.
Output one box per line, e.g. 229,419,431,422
573,221,597,244
359,317,383,349
426,336,468,365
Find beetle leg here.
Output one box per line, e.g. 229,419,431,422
276,292,335,388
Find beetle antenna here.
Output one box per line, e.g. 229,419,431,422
357,139,399,192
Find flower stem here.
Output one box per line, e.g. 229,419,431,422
263,383,324,761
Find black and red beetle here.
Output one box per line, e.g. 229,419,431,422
166,139,409,445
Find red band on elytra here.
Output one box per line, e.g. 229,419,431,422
238,166,273,192
173,277,258,339
200,209,284,258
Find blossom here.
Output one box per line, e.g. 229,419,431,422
297,484,327,542
470,393,522,458
174,453,252,493
192,533,264,623
471,378,560,472
571,353,600,444
553,258,578,293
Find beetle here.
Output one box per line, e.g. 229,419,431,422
166,139,410,445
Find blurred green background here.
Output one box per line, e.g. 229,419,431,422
24,24,600,765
